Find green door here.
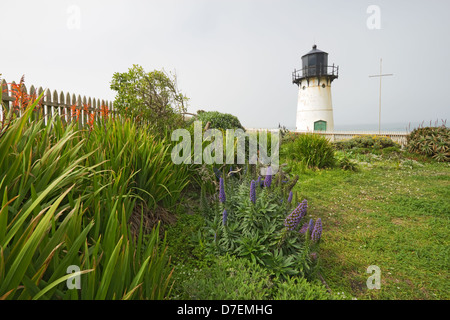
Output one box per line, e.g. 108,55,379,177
314,120,327,131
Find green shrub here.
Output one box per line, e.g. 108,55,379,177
110,64,187,137
190,110,244,130
352,147,371,154
281,133,336,169
332,140,350,151
381,146,402,159
406,126,449,162
336,154,359,171
334,135,400,152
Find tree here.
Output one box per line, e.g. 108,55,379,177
110,64,188,136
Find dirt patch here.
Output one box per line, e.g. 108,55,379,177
391,218,405,226
129,201,177,238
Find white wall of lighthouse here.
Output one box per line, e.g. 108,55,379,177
296,77,334,132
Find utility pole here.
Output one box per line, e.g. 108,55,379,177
369,58,393,133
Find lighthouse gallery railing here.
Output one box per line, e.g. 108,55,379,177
292,65,339,84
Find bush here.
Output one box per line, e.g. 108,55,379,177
406,126,449,162
336,154,359,171
381,146,402,158
334,135,400,151
110,64,187,137
190,110,244,130
281,133,336,169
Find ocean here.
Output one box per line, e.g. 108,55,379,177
280,121,447,132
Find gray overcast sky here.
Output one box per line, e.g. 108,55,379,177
1,0,449,130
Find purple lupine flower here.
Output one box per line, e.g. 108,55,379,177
299,222,308,234
284,199,308,231
219,177,226,203
264,166,272,188
222,209,228,226
300,218,315,235
229,166,234,176
311,218,322,242
308,218,314,234
287,191,293,203
250,180,256,204
257,176,263,188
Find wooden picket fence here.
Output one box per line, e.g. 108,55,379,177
1,78,116,126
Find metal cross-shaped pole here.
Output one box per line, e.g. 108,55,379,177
369,58,393,133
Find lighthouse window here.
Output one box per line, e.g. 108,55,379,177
322,83,326,88
302,86,306,90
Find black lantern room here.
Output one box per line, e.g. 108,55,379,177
292,45,338,85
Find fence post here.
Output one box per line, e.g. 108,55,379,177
52,90,59,118
59,91,66,123
76,94,82,129
37,87,44,121
1,80,8,121
44,89,52,124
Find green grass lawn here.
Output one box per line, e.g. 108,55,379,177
294,158,450,299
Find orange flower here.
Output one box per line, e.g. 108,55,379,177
88,112,95,130
101,104,109,117
71,104,77,118
10,80,32,111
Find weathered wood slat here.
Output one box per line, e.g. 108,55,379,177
1,78,116,126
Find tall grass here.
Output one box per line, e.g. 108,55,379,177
281,133,336,169
0,94,188,299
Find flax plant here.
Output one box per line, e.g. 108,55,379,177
0,89,180,300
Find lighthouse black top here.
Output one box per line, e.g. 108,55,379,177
292,45,338,85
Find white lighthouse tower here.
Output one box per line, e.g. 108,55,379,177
292,45,338,132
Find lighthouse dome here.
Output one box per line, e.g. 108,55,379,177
301,45,328,76
303,44,327,55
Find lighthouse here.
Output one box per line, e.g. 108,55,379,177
292,45,338,132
